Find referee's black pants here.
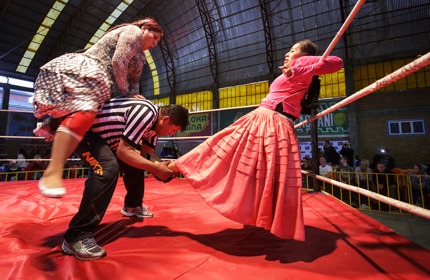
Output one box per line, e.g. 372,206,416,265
64,131,145,243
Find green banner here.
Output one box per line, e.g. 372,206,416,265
177,113,211,137
219,107,256,130
296,101,349,138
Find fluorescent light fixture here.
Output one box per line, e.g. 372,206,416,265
8,78,34,88
144,50,160,96
16,0,69,73
85,0,135,49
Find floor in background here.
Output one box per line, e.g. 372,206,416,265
1,177,429,280
361,210,430,250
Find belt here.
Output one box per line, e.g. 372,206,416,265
275,103,297,121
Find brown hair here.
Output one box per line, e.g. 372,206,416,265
297,39,318,56
107,17,164,38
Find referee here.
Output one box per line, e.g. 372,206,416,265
61,97,189,261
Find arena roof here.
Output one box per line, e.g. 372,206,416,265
1,0,429,98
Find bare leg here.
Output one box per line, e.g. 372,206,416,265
41,131,80,190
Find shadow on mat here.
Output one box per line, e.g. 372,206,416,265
99,222,343,264
38,220,341,264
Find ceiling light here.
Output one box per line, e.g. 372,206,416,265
16,0,69,73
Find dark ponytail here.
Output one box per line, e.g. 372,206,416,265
300,76,320,115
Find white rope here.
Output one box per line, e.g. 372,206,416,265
187,104,257,114
0,109,33,114
0,105,259,116
1,158,81,162
6,51,430,143
320,0,366,62
158,136,209,141
0,136,42,139
295,51,430,129
302,170,430,220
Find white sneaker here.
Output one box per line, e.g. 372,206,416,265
62,237,106,261
120,206,154,218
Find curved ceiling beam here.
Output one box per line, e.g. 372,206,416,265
159,37,176,101
0,0,11,18
259,0,275,77
195,0,218,85
136,0,172,98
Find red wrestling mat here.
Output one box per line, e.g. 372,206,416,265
1,177,429,280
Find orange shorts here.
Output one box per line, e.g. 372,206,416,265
58,111,97,140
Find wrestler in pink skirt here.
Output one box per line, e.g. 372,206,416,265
175,107,304,241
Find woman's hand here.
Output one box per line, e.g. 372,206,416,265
129,94,146,100
279,65,293,77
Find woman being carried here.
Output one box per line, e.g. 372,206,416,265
33,17,163,197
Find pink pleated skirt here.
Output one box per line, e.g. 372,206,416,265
175,107,304,241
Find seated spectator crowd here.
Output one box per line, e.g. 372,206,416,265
301,141,430,210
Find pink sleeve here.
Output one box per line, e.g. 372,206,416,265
291,56,344,77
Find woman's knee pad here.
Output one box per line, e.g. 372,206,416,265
58,111,97,141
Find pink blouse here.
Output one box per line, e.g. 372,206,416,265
259,56,344,119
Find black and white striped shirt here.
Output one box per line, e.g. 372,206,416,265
91,98,159,151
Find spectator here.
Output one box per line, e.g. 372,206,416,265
0,162,6,181
339,141,354,167
301,156,313,188
323,139,339,166
29,146,41,159
337,156,355,182
319,156,333,178
355,159,374,208
4,160,22,181
17,148,29,169
353,155,361,168
370,148,395,170
24,154,47,180
372,162,397,211
336,156,355,204
337,156,355,183
407,164,430,206
319,156,333,193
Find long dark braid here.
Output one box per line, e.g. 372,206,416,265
298,39,320,115
301,76,321,115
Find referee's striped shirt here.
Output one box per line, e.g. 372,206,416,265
91,98,159,151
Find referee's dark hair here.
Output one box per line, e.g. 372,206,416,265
160,105,189,131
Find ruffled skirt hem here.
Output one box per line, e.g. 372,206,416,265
175,107,304,241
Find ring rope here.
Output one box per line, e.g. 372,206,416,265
0,136,43,139
0,158,81,162
4,50,430,143
295,51,430,129
0,109,33,113
319,0,366,62
302,170,430,220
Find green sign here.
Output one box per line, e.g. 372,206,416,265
296,101,349,138
177,113,211,137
